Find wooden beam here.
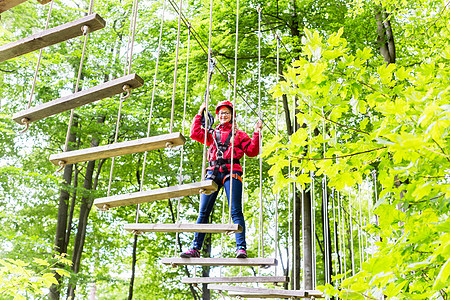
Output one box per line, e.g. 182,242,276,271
13,73,143,124
227,290,324,298
0,0,51,13
161,257,277,268
208,285,319,298
182,276,289,284
94,181,218,210
0,13,105,61
49,132,184,166
124,223,242,233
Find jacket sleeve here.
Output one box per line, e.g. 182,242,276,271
239,130,260,157
190,114,213,146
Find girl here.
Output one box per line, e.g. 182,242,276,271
181,100,262,258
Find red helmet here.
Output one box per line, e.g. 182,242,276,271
215,100,234,115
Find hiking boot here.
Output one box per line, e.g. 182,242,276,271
180,248,200,258
236,248,247,258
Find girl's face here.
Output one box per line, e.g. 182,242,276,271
218,106,232,124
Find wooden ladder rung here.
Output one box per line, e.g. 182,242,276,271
94,181,218,210
49,132,185,166
182,276,289,284
13,73,143,124
161,258,277,268
208,284,322,298
0,13,105,62
0,0,50,13
124,223,242,233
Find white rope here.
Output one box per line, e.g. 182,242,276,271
340,192,347,278
63,24,91,152
106,0,138,198
274,35,280,276
174,25,191,256
257,5,264,259
349,191,355,276
228,0,240,227
200,0,214,181
125,0,140,76
331,188,339,288
358,184,363,268
169,0,184,133
321,107,330,286
140,0,167,190
27,0,54,110
288,159,292,285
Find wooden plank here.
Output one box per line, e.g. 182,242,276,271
161,258,277,267
0,13,105,61
13,73,143,124
0,0,27,12
182,276,289,284
227,290,324,298
124,223,242,233
94,181,218,210
208,285,314,298
49,132,185,166
0,0,50,12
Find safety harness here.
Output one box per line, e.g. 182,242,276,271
206,128,240,185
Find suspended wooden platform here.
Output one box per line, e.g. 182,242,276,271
124,223,242,234
208,284,323,298
161,258,277,268
94,180,218,210
13,73,143,124
0,0,50,13
182,276,289,284
0,13,105,62
49,132,184,166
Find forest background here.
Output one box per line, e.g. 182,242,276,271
0,0,449,299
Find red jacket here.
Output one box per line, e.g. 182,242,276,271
190,114,260,173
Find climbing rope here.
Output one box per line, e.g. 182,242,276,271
26,0,54,110
349,191,355,276
139,0,167,192
200,0,214,181
62,0,95,153
174,24,191,256
321,107,330,285
106,0,139,197
257,5,264,259
169,0,184,133
274,34,280,276
357,184,363,269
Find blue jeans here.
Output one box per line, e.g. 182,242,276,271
192,170,246,250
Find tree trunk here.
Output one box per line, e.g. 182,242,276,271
202,233,212,300
49,118,78,300
375,9,395,64
321,181,332,285
302,189,313,290
128,234,138,300
67,115,105,300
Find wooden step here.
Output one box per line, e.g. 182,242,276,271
13,73,143,124
0,13,105,62
182,276,289,284
94,181,218,210
208,284,323,298
124,223,242,234
0,0,50,13
49,132,185,166
161,258,277,268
